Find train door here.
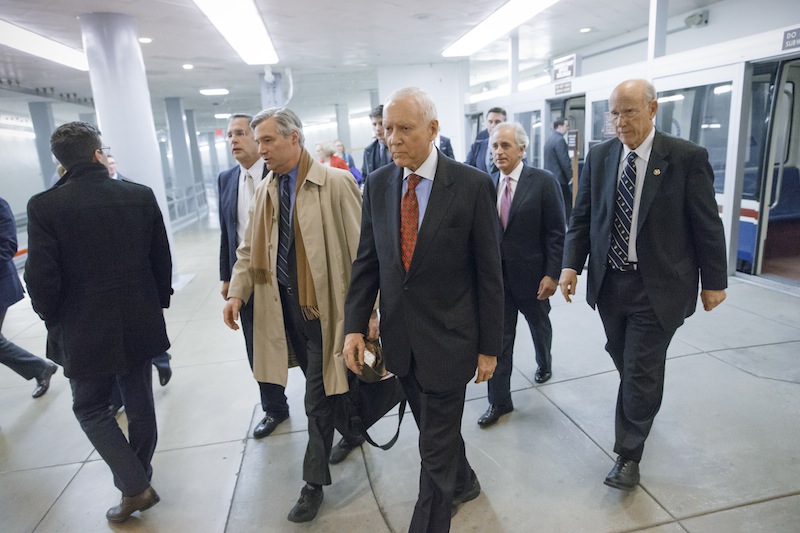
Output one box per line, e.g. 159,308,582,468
548,96,586,166
744,58,800,283
514,109,543,167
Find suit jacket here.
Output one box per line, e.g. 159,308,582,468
562,130,728,331
437,135,455,159
544,130,572,186
500,166,565,299
345,150,504,392
219,165,242,281
465,138,490,173
361,138,391,179
24,162,172,378
0,197,24,311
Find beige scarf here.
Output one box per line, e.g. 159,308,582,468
250,149,319,320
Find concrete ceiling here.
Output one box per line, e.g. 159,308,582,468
0,0,720,132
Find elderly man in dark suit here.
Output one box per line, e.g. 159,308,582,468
0,196,57,398
544,117,574,222
344,87,504,532
25,122,172,522
559,79,728,491
478,123,565,429
218,113,290,439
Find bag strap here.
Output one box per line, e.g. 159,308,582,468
350,399,407,450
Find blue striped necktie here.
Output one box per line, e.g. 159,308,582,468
277,174,291,286
608,151,637,269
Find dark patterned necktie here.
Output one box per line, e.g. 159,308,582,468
400,173,422,271
608,151,637,269
277,174,292,286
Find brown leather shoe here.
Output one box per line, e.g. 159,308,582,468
32,361,58,398
106,486,160,522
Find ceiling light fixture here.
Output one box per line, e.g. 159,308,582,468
442,0,561,57
139,37,153,44
0,19,88,71
191,0,278,64
183,64,194,70
215,113,232,119
200,88,229,96
579,27,592,33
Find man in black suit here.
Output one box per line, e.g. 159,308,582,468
558,79,728,491
361,105,392,180
218,114,290,438
478,123,565,428
544,118,574,222
344,87,504,532
25,122,172,522
466,107,506,173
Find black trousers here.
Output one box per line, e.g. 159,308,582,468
109,351,170,409
401,362,473,533
240,298,289,417
488,279,553,408
70,358,157,496
279,283,336,486
0,308,50,381
597,269,676,463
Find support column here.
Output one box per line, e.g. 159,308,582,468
79,13,175,256
204,132,221,179
185,109,208,209
165,96,198,214
28,102,56,187
648,0,668,60
335,103,351,149
509,30,520,94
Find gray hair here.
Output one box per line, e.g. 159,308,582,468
493,122,529,150
250,107,305,145
384,87,437,123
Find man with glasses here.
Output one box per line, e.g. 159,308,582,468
558,79,727,491
25,122,172,522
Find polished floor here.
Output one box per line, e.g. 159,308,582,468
2,216,800,533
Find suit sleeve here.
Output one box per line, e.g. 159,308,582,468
219,172,232,282
0,199,18,264
344,175,380,335
562,148,594,272
685,146,728,290
465,141,478,167
147,190,173,308
555,137,573,181
541,173,566,278
23,200,62,321
472,176,504,357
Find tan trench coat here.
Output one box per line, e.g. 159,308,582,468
228,157,362,396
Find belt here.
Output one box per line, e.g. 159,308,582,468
608,261,638,272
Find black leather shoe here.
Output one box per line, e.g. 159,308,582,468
604,456,640,491
477,404,513,428
287,484,323,523
106,486,160,522
253,413,289,439
451,471,481,517
329,434,365,464
157,366,172,387
534,368,552,384
32,361,58,398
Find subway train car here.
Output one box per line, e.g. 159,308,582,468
471,24,800,286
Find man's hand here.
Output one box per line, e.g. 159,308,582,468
537,275,557,300
701,289,726,311
223,297,243,330
558,269,578,303
221,281,230,300
344,333,366,375
475,354,497,384
367,311,380,341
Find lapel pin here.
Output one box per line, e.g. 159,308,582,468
653,169,661,176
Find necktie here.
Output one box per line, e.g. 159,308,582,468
608,151,637,269
400,173,422,271
499,175,512,229
381,143,389,166
277,174,292,286
244,171,255,198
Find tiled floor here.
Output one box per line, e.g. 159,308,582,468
2,217,799,533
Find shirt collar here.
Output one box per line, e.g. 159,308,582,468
404,146,438,181
503,160,524,182
241,158,266,180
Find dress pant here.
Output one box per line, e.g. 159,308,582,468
70,358,157,496
279,282,335,486
596,269,676,463
560,181,573,224
240,298,289,418
109,351,171,408
0,308,50,381
489,276,553,407
401,361,472,533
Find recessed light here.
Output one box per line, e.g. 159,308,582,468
200,88,229,96
579,27,592,33
183,64,194,70
139,37,153,44
215,113,232,119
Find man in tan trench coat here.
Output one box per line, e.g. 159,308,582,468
222,107,365,524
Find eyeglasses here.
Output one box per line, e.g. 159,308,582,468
226,129,249,140
98,146,111,153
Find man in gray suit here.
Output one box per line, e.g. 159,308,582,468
558,79,727,491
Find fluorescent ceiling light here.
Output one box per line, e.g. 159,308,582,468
442,0,561,57
714,84,732,95
183,64,194,70
139,37,153,44
215,113,232,119
191,0,278,65
200,88,229,96
0,19,88,71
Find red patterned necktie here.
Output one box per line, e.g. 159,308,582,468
401,173,422,271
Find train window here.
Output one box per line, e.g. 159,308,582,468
591,100,612,142
656,83,732,193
